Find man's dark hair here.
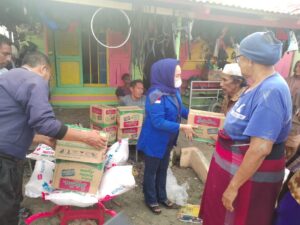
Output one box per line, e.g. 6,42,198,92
21,51,50,67
0,34,12,47
130,79,143,88
121,73,130,81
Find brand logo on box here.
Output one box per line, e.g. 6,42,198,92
105,126,117,132
124,121,139,127
61,169,75,177
207,128,219,134
123,114,140,122
123,127,138,134
59,178,90,192
194,115,220,127
105,109,116,115
92,107,102,114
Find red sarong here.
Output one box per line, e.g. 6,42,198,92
199,131,285,225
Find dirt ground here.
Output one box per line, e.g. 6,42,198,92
22,108,214,225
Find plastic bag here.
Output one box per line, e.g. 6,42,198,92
46,165,136,206
104,138,129,170
98,165,135,200
25,159,55,198
166,167,189,206
45,190,98,207
26,144,55,161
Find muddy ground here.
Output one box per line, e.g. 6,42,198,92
22,108,214,225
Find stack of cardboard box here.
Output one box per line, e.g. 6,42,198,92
90,105,118,145
116,106,144,145
188,109,225,143
52,127,108,194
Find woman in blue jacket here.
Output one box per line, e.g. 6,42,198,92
137,58,194,214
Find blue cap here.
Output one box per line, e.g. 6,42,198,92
239,31,282,65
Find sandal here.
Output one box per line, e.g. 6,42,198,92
147,204,162,215
160,199,180,209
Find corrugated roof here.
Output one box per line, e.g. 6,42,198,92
190,0,300,15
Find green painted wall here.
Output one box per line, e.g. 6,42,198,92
131,64,143,80
51,86,116,95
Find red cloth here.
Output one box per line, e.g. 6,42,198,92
199,132,285,225
276,29,289,41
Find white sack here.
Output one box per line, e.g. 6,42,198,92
26,144,55,161
98,165,135,200
45,190,98,208
104,138,129,170
25,159,55,198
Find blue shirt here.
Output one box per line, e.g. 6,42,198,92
119,94,146,108
137,89,189,158
0,68,64,159
224,73,292,143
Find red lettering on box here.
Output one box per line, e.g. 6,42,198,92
123,127,138,134
106,109,117,115
59,178,90,192
105,126,117,132
123,121,139,127
193,115,220,127
92,108,102,114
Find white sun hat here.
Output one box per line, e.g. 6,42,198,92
222,63,242,77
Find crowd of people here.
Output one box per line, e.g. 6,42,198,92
200,31,292,225
1,29,300,225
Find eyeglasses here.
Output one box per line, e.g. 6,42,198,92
234,55,241,63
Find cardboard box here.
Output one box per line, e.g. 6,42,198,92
53,160,104,194
117,106,144,128
117,127,141,145
90,105,117,125
55,130,107,164
188,109,225,143
90,122,117,145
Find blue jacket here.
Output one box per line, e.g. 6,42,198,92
137,89,189,159
0,68,64,159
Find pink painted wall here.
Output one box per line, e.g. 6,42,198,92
275,52,294,78
108,31,131,87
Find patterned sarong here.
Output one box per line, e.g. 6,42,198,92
199,131,285,225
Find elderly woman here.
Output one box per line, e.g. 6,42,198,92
285,60,300,160
220,63,247,115
137,58,194,215
199,31,292,225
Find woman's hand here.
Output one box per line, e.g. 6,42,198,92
222,183,238,212
180,124,195,141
